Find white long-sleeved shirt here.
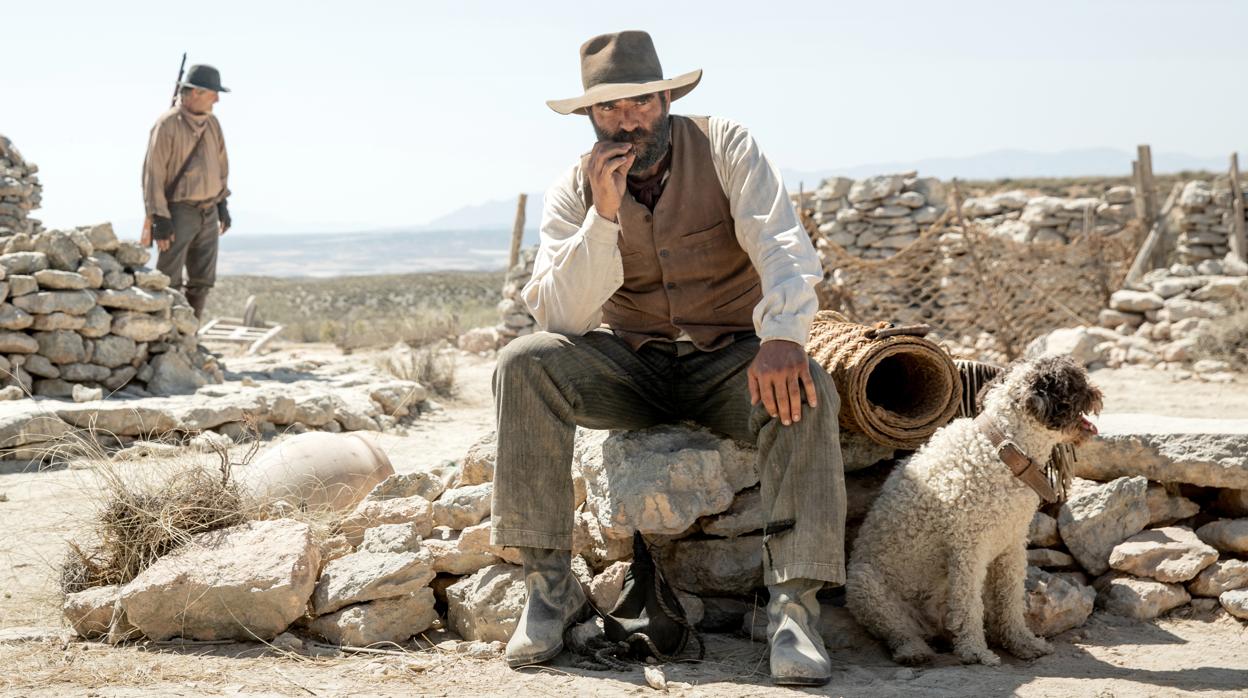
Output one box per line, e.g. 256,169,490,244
522,116,822,346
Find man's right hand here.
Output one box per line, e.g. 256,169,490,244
587,141,636,222
151,215,175,252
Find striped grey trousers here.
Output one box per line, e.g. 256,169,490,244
490,329,847,585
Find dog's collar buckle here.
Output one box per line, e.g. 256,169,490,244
975,415,1059,504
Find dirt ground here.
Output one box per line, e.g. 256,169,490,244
1,348,1245,697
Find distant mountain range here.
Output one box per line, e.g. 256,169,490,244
413,147,1228,232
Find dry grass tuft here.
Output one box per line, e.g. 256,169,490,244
1197,309,1248,370
60,440,260,594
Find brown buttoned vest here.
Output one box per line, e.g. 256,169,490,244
581,115,762,351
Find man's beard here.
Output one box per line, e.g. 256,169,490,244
592,111,672,175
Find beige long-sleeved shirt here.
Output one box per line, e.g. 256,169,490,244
142,106,229,218
523,116,822,347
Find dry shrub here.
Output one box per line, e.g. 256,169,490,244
1197,309,1248,370
60,441,258,594
379,341,457,398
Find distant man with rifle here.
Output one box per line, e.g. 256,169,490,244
140,62,231,319
492,31,844,685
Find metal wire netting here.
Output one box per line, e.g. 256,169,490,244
813,212,1142,364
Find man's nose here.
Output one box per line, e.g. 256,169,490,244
618,110,642,132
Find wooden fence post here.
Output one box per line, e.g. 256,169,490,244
508,193,527,272
1230,153,1246,263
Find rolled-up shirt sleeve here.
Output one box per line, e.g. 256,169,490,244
521,164,625,336
709,116,822,346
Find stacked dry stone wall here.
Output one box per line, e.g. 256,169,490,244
1174,179,1248,265
961,186,1136,244
496,247,536,345
0,222,217,399
0,135,42,237
811,174,947,259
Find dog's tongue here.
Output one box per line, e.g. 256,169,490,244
1081,416,1098,435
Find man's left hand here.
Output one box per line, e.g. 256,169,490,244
217,200,231,236
748,340,818,426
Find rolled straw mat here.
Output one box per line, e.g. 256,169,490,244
806,310,962,449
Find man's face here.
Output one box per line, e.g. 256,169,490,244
588,90,671,175
184,88,220,114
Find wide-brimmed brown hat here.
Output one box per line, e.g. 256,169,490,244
547,31,701,116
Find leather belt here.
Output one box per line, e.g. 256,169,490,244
974,413,1058,503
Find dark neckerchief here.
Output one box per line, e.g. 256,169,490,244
626,148,673,212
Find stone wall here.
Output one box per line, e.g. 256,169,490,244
962,186,1136,244
0,135,42,237
810,174,947,259
1174,179,1248,265
496,247,536,345
64,420,1248,647
809,173,1139,259
0,222,216,400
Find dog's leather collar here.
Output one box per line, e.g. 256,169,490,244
974,413,1059,503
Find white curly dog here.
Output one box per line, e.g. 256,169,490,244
847,356,1102,666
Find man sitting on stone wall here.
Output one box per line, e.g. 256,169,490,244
491,30,846,686
140,64,232,319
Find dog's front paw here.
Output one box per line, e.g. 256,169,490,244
955,644,1001,666
1005,635,1053,660
891,640,935,666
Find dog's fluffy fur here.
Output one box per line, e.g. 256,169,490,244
846,356,1103,666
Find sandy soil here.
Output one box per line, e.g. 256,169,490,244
1,351,1246,697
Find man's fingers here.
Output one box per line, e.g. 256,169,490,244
760,376,779,419
800,363,818,409
773,376,792,426
788,373,802,423
590,142,633,172
748,369,760,406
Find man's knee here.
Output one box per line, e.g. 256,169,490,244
495,331,571,384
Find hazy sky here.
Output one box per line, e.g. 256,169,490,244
6,0,1246,235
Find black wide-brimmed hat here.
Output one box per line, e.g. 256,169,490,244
547,31,700,115
180,64,230,93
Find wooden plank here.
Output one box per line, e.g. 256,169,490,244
1124,182,1182,285
1230,152,1246,263
196,318,221,335
508,193,527,271
246,324,285,355
1137,144,1157,224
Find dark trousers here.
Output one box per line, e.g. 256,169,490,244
490,329,848,585
158,202,220,291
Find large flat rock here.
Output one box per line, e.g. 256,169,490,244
1072,414,1248,489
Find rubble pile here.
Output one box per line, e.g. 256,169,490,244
0,346,434,460
1028,257,1248,374
0,135,42,237
0,222,217,400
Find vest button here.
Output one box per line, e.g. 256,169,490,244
644,214,653,223
673,316,683,323
666,282,676,290
659,249,670,258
